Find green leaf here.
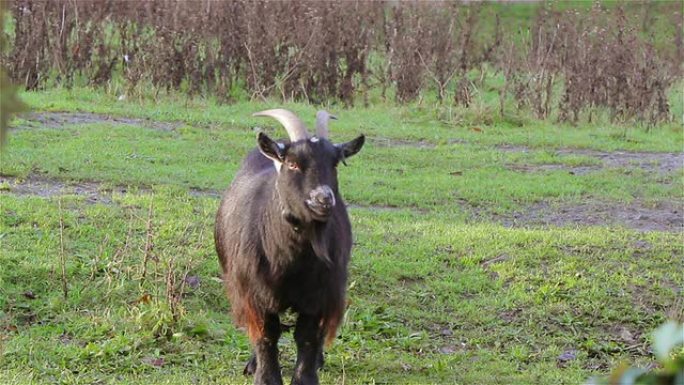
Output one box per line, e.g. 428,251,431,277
616,367,646,385
652,321,684,362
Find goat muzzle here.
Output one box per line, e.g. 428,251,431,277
306,185,336,219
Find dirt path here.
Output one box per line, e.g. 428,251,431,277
367,137,466,148
0,175,415,212
7,112,683,232
16,112,684,176
0,175,219,204
502,199,683,232
366,137,683,176
20,112,181,131
499,145,683,175
4,174,681,232
0,175,437,214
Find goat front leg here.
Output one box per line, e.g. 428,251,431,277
252,313,283,385
291,313,324,385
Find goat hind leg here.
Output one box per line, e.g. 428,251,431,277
316,343,324,370
243,353,257,376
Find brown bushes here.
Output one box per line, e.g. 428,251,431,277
504,4,681,125
1,0,681,125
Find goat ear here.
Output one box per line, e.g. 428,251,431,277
257,132,286,162
336,135,365,164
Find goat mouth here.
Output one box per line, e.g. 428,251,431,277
305,201,333,219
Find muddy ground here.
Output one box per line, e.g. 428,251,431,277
0,175,221,204
500,145,683,175
3,174,682,232
16,112,684,174
4,112,683,232
502,200,683,232
21,111,181,131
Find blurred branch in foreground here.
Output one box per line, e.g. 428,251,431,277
0,3,27,147
587,321,684,385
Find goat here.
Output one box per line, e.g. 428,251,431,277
215,109,364,385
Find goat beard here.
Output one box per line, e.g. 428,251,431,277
281,208,333,267
310,223,333,267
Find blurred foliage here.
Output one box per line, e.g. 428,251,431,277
587,321,684,385
0,2,27,147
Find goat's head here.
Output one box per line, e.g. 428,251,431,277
254,109,364,223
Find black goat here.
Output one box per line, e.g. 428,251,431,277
215,109,364,385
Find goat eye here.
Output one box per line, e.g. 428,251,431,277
287,161,300,171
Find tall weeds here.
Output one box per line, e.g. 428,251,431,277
1,0,681,125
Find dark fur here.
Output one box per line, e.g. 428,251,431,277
215,132,363,385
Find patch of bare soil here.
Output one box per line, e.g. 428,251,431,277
505,164,601,175
0,176,407,213
557,149,684,174
4,175,682,232
500,145,684,175
367,137,465,149
346,203,427,213
19,112,181,131
1,175,129,204
503,199,684,232
0,175,220,203
367,137,437,149
1,175,429,215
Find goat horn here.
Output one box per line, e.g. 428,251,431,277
315,110,337,139
253,109,309,142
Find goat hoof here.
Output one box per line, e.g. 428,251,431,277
243,354,257,376
291,373,319,385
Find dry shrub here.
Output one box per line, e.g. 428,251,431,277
387,3,428,103
1,0,680,125
500,4,681,125
554,5,677,125
385,1,492,106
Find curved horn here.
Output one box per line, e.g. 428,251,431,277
315,110,337,139
253,109,309,142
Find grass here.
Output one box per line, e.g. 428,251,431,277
0,87,683,384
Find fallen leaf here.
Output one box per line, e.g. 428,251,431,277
131,293,152,305
481,254,510,267
184,275,200,289
142,357,165,367
59,333,72,345
557,349,578,367
438,345,456,355
619,327,636,344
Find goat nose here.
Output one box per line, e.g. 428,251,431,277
315,193,332,207
311,185,336,208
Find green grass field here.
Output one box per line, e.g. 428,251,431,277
1,88,682,384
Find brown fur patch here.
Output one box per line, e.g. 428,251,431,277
321,309,342,346
243,299,264,342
